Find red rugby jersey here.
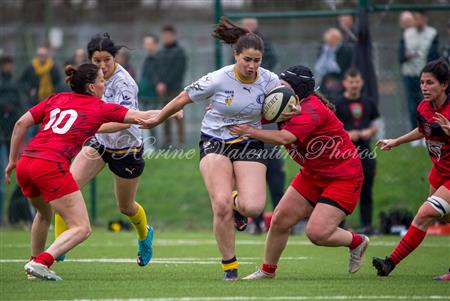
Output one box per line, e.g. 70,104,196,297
417,97,450,178
23,92,128,163
281,95,363,180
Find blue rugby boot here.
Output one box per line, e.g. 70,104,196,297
137,226,154,267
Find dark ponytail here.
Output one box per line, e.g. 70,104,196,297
87,33,123,60
212,16,264,54
65,63,99,95
313,91,336,112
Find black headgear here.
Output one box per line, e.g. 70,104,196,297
279,65,315,100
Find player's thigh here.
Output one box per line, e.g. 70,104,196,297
50,190,90,228
29,196,52,221
70,146,105,188
272,186,313,229
307,202,347,235
199,154,234,209
232,160,267,208
114,175,140,207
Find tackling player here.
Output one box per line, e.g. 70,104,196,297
229,65,369,279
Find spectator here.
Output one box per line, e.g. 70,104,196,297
335,68,380,236
315,28,353,101
0,55,22,225
116,47,136,79
399,11,415,31
241,18,278,70
442,20,450,64
399,11,439,136
20,46,61,105
65,48,88,68
155,25,187,147
139,34,159,106
338,14,357,45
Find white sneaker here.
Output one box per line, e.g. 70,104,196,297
348,235,370,273
242,268,275,280
24,261,62,281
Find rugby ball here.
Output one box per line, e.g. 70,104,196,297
263,85,298,123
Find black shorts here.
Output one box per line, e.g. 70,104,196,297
199,135,266,164
86,137,145,179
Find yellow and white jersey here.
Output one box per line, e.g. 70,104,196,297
185,64,280,143
95,64,142,150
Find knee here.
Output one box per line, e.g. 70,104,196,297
270,209,292,232
305,224,328,246
211,197,232,221
238,201,264,218
80,224,92,240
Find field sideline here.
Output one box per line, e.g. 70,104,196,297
0,228,449,301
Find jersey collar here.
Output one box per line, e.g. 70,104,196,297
234,65,258,84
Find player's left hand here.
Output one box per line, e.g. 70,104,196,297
281,103,302,119
5,161,16,185
433,112,450,136
229,124,253,136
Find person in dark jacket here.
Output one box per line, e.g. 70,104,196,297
0,55,23,225
241,18,278,70
20,46,61,106
155,25,187,147
139,34,159,107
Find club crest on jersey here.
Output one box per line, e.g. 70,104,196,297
225,90,234,106
256,94,265,104
349,103,363,120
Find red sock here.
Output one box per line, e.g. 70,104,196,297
34,252,55,268
389,225,426,265
262,263,277,274
349,232,363,249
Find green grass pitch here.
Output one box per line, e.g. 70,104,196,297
1,228,449,300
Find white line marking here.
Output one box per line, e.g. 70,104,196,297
0,257,310,264
61,296,450,301
2,239,448,248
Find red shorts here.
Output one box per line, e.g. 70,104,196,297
428,166,450,190
290,170,363,215
16,156,79,203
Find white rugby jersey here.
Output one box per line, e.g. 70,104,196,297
185,64,280,143
95,64,142,150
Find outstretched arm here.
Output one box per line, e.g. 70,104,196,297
376,128,423,151
229,124,297,145
137,91,191,129
5,112,35,184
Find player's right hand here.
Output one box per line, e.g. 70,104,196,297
5,161,16,185
376,139,398,151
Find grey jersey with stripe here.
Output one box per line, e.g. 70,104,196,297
95,64,142,149
185,65,280,143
